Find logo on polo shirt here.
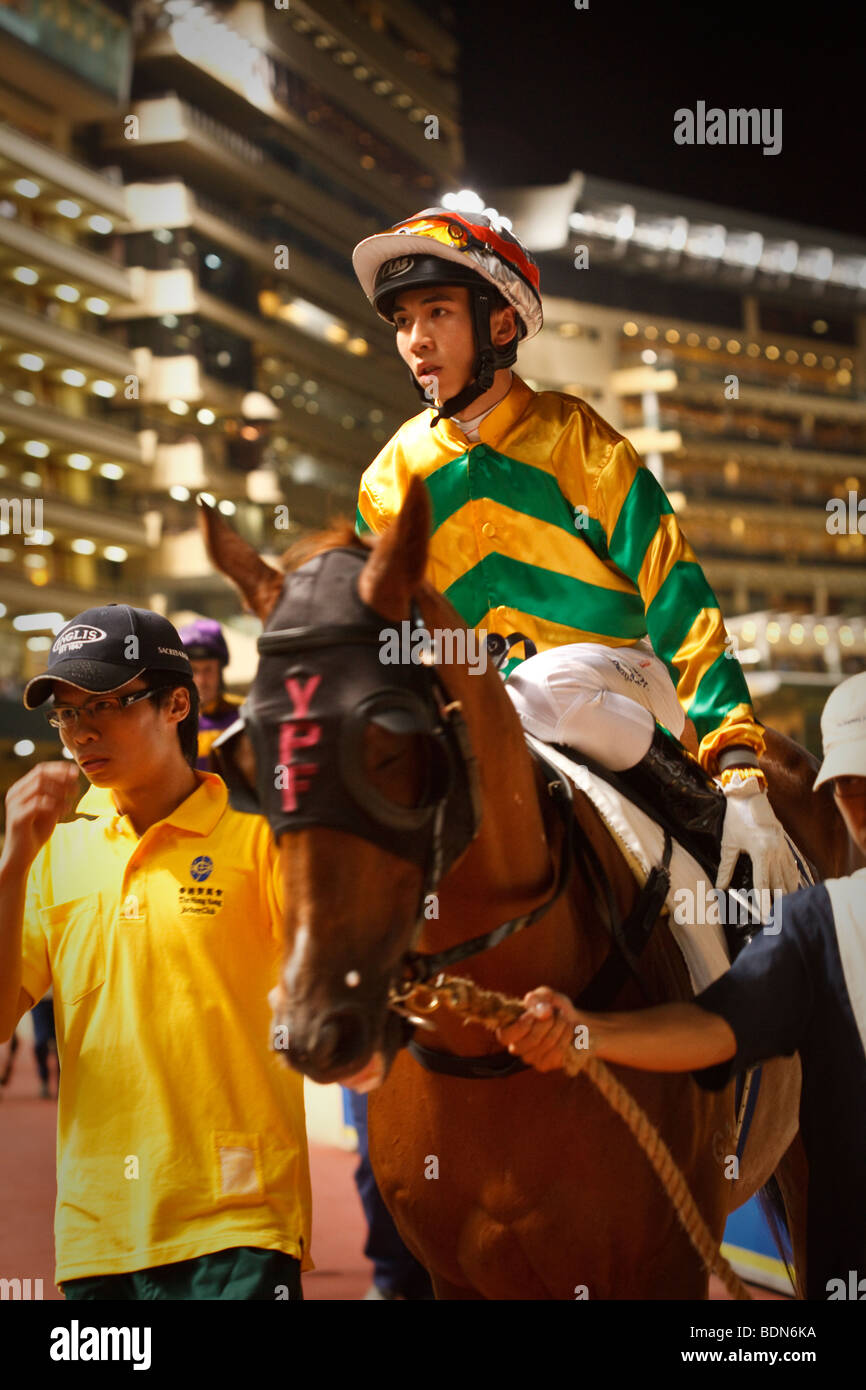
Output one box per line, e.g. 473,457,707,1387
53,625,107,655
179,856,222,916
178,883,224,915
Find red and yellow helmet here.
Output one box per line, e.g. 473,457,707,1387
354,208,542,421
353,207,543,341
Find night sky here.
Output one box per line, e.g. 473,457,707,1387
457,0,863,238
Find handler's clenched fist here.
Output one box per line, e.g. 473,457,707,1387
2,761,81,871
496,986,587,1074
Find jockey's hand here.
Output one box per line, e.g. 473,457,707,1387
496,987,589,1074
716,772,800,898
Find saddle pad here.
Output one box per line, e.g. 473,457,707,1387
525,734,731,995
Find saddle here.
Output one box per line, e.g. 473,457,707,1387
548,738,757,961
405,736,757,1082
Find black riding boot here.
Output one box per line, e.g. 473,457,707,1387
619,725,727,878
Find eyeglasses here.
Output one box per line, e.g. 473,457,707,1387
45,688,158,730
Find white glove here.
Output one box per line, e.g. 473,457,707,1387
716,773,800,898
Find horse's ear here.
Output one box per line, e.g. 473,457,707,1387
358,476,430,620
197,495,284,622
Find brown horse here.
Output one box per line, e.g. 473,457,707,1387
201,479,854,1300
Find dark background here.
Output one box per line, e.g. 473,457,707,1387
456,0,862,236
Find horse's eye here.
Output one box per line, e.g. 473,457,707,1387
374,749,407,773
363,726,433,808
363,723,410,770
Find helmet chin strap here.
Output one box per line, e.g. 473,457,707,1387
406,291,509,427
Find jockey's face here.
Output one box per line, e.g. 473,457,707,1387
391,285,517,408
832,776,866,854
190,657,221,710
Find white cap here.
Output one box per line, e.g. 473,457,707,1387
813,671,866,789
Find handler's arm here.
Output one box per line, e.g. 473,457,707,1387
589,1003,736,1071
497,991,736,1074
500,895,813,1081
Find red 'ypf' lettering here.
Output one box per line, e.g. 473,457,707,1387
280,722,321,761
284,674,321,719
278,721,321,812
280,763,319,813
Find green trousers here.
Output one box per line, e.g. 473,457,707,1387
62,1246,303,1301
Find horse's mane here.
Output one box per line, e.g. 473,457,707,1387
278,521,371,573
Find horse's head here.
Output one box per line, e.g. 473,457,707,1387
200,479,487,1084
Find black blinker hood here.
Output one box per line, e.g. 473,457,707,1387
215,547,481,889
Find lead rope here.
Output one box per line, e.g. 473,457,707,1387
396,971,752,1302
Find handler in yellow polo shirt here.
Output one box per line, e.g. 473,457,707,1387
0,604,311,1300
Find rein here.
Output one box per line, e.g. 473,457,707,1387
396,745,673,1081
394,970,752,1302
396,742,576,983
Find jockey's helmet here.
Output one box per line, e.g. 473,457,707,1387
352,207,542,421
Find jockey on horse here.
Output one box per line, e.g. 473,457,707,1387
352,207,799,901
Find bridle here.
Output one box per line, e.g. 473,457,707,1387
213,546,578,993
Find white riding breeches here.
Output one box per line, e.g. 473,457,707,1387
505,641,686,773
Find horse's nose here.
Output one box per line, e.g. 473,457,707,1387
312,1005,370,1074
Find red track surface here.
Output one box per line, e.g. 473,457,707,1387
0,1054,778,1301
0,1057,370,1301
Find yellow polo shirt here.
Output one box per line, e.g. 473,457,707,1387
19,771,313,1285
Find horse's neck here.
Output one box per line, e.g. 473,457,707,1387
410,588,552,915
417,748,617,1002
412,588,614,994
414,681,555,954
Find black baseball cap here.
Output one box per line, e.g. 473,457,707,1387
23,604,193,710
